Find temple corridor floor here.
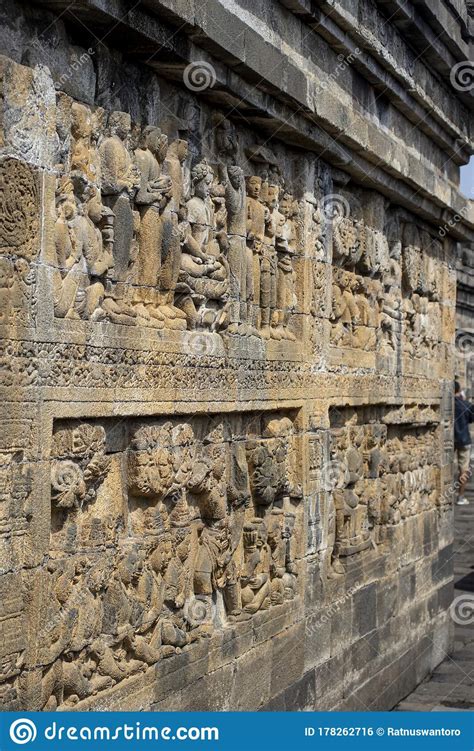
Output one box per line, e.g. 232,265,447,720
396,498,474,711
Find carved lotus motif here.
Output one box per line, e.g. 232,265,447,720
51,459,86,508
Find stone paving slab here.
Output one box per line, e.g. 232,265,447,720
396,500,474,711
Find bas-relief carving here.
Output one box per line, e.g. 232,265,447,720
32,413,301,709
34,91,448,364
0,55,457,713
0,158,39,327
327,189,445,361
49,101,302,342
325,408,440,577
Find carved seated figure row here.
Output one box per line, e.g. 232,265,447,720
52,103,299,340
329,215,443,358
43,416,300,708
326,420,440,576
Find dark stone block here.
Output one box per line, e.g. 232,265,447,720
399,565,416,608
330,591,353,655
230,643,272,710
427,590,438,618
244,28,286,90
179,662,234,711
304,611,331,672
283,669,316,710
409,598,427,628
348,650,416,711
432,543,454,583
314,653,346,709
395,646,419,703
304,558,324,610
415,633,434,684
270,622,305,698
437,579,454,612
423,513,435,554
195,0,246,64
352,582,377,637
259,692,287,711
350,630,380,674
285,62,309,108
376,577,398,625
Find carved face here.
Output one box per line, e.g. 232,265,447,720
266,185,279,209
246,176,261,199
119,548,143,585
279,196,293,219
150,539,173,574
228,165,243,189
216,120,237,154
194,172,213,199
145,128,167,161
62,198,76,221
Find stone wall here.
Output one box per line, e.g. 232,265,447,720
0,0,472,712
456,244,474,392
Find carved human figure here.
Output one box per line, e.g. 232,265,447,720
332,432,371,557
220,164,254,335
159,139,189,326
214,114,239,163
259,181,279,339
178,161,229,330
99,111,140,281
70,102,101,185
240,520,271,613
54,179,115,321
133,126,173,328
380,235,403,353
53,179,87,319
245,175,266,332
275,192,297,340
330,271,360,346
332,206,362,269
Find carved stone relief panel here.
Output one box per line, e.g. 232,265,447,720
0,158,40,327
43,91,314,346
28,410,302,709
324,405,441,575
